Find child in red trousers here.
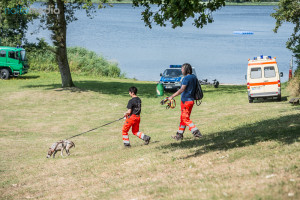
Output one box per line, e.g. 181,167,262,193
122,86,151,147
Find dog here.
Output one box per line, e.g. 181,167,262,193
47,140,75,158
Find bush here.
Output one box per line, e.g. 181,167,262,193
25,40,122,78
67,47,121,77
287,66,300,97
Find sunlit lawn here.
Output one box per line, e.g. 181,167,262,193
0,72,299,199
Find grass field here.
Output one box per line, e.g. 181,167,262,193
0,72,299,199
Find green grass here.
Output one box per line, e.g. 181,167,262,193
0,71,299,199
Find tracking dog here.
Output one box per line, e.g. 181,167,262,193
47,140,75,158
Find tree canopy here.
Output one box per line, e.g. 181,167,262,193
0,0,37,46
132,0,226,29
272,0,300,70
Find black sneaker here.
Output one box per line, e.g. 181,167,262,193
192,130,202,138
171,132,183,141
124,143,131,148
143,135,151,145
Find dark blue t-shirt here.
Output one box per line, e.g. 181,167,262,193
181,74,197,102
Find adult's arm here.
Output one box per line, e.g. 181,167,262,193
168,85,187,101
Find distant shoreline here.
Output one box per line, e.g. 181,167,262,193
225,2,278,6
36,1,279,6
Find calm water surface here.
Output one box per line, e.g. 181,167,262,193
28,4,294,84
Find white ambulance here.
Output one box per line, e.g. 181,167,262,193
247,55,283,103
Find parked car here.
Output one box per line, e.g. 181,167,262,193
159,65,219,91
159,65,197,91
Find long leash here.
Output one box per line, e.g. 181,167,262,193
65,117,123,140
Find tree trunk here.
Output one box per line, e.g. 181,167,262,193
55,0,74,87
56,46,74,87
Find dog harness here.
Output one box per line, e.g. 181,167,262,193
50,141,64,153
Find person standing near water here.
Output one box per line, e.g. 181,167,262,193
168,63,202,140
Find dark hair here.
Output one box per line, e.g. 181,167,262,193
129,86,138,95
182,63,192,75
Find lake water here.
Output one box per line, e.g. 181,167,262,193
27,4,294,84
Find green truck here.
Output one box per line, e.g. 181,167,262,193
0,46,29,79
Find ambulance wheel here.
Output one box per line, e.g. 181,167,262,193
248,96,254,103
0,69,10,80
277,95,281,101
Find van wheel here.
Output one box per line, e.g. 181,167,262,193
248,96,254,103
277,95,281,101
0,69,10,80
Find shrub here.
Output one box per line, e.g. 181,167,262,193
25,40,122,78
287,66,300,97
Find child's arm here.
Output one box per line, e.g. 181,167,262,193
124,109,132,118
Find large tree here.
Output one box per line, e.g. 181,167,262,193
39,0,104,87
272,0,300,72
40,0,227,87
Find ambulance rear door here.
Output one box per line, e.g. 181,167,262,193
263,64,279,95
249,66,264,96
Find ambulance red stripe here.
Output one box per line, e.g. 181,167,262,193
248,61,277,66
249,81,278,86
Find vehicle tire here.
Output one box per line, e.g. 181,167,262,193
214,81,219,88
248,96,254,103
0,69,10,80
277,95,281,101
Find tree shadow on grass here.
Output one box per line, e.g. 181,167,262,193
11,75,40,80
23,80,157,97
22,80,250,98
253,96,288,103
160,113,300,159
203,85,247,94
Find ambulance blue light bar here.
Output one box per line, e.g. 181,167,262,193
268,56,272,59
170,65,182,68
260,55,263,59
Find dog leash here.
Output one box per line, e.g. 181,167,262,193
65,117,124,140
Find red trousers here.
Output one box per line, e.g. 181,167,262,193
122,114,144,145
178,101,198,134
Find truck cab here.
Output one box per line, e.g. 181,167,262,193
159,65,197,91
0,46,29,79
247,55,283,103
